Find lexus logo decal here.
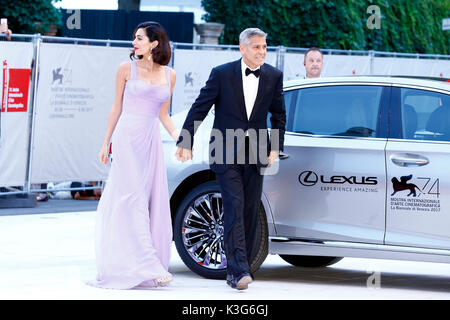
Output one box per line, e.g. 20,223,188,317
298,170,378,186
298,171,318,186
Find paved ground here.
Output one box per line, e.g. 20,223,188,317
1,201,450,300
0,199,99,216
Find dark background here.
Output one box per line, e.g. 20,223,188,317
202,0,450,54
61,10,194,43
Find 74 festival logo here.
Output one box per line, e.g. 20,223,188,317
391,174,439,198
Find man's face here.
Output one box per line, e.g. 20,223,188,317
240,36,267,69
303,50,323,78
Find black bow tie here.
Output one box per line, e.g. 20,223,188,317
245,67,261,78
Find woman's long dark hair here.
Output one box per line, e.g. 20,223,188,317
130,21,171,65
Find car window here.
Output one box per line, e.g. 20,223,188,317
285,85,382,137
400,88,450,141
267,89,296,129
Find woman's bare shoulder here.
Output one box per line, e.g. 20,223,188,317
167,66,175,73
166,66,176,81
117,61,132,80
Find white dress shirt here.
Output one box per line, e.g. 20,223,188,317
241,59,260,136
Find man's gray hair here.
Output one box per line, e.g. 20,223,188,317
239,28,267,45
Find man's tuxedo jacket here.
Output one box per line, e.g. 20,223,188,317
177,58,286,174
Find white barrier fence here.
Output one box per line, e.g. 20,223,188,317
1,34,449,192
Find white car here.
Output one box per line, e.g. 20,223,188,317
162,76,450,279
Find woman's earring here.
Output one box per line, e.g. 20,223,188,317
147,48,153,61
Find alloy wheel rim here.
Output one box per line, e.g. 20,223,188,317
182,192,227,270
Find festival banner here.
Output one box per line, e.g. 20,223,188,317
373,57,450,78
0,41,33,187
30,43,129,183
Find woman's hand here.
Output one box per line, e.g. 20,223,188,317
175,147,193,162
170,129,179,142
99,144,110,165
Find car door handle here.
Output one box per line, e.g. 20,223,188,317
390,153,429,167
279,152,289,160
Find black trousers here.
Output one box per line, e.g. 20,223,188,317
216,137,264,279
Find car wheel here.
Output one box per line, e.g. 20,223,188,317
279,255,343,268
173,181,268,279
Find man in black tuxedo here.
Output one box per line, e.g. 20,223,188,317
176,28,286,290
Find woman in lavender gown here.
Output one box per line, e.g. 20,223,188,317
89,22,178,289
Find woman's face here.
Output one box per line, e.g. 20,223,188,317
132,28,157,57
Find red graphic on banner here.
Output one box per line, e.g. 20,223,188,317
1,60,31,113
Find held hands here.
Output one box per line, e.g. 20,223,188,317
175,147,193,162
173,128,193,162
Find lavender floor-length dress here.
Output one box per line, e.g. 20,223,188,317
88,61,173,289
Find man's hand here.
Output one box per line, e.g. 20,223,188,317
176,147,193,162
268,150,279,166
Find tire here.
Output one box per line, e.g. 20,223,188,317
279,255,343,268
173,181,268,279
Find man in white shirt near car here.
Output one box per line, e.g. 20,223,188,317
303,47,323,78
